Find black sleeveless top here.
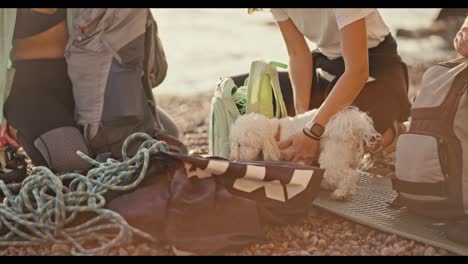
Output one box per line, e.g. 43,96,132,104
13,8,67,39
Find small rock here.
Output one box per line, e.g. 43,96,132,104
395,245,409,256
306,247,317,253
351,245,360,253
423,247,436,256
413,246,424,256
318,239,327,248
118,248,128,256
126,245,137,256
310,236,318,246
7,246,19,256
437,249,449,255
384,235,397,245
381,247,394,256
290,241,300,249
17,248,26,256
376,233,385,241
355,224,367,234
137,244,155,256
51,243,71,256
254,249,264,255
25,248,37,256
292,228,306,239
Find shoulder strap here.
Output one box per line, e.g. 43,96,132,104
144,10,168,89
438,57,468,69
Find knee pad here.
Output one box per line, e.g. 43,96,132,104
34,127,92,173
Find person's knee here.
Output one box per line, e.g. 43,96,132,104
157,107,179,138
33,126,92,173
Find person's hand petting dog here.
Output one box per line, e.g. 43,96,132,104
454,18,468,57
278,131,320,164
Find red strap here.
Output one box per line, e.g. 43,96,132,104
0,119,20,150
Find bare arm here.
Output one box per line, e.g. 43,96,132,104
278,17,370,164
277,19,312,114
311,18,369,127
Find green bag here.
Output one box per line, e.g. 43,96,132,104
208,60,288,159
245,60,288,118
208,78,242,159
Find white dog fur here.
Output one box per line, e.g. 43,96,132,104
229,107,381,200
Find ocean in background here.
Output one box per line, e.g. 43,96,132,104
151,8,455,95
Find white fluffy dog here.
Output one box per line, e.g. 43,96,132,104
229,107,381,200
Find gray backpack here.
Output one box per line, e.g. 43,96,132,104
394,58,468,220
66,9,173,159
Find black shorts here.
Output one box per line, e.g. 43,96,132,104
5,59,76,166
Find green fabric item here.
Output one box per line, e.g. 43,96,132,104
0,8,80,122
245,60,288,119
208,60,289,159
208,78,241,159
232,86,247,115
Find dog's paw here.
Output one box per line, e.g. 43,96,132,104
330,188,352,201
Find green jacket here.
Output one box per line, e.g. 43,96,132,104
0,8,79,121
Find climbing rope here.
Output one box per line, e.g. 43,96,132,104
0,132,170,255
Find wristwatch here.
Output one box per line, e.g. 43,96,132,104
303,121,325,140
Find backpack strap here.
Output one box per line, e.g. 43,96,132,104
389,177,446,209
144,10,168,89
392,178,446,196
438,57,468,69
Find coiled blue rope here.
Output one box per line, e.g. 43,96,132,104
0,132,170,255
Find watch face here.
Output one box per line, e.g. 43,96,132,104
310,123,325,136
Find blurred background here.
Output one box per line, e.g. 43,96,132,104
151,8,463,96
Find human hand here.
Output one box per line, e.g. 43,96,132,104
454,26,468,57
278,130,320,164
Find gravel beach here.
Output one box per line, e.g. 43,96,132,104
1,7,464,257
0,61,460,256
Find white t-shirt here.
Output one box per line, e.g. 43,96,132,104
270,8,390,59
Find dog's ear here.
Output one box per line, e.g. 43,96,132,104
353,114,381,149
